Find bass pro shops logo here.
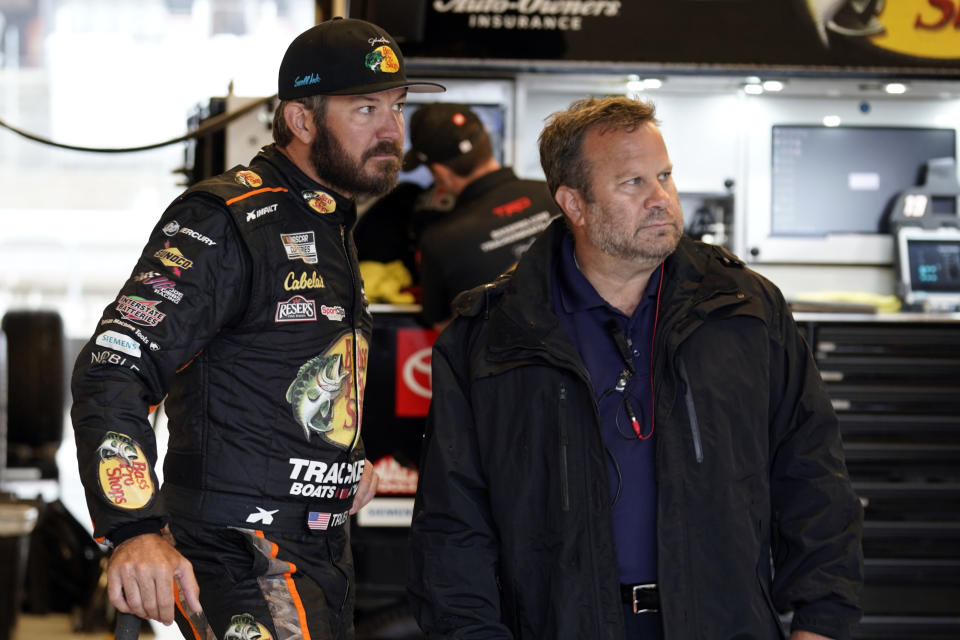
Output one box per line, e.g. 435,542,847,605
96,431,156,509
285,332,369,450
224,613,273,640
804,0,960,59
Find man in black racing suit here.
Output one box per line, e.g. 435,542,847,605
70,17,443,640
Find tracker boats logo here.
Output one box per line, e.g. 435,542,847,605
804,0,960,59
432,0,622,31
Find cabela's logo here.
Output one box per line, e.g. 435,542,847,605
804,0,960,59
285,332,368,450
96,431,155,509
284,270,325,291
235,170,263,188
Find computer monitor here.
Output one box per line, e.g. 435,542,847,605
895,226,960,311
771,125,957,236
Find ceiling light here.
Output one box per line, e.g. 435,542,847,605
642,78,663,90
762,80,784,92
743,84,763,95
884,82,908,94
822,115,842,127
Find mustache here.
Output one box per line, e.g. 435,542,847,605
363,141,402,162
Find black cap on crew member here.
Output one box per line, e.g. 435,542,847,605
402,103,487,172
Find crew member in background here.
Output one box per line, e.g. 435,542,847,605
70,17,443,640
408,96,862,639
403,102,560,331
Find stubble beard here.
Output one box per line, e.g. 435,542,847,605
587,202,682,264
309,121,402,198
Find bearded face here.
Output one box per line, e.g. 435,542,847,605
309,113,402,199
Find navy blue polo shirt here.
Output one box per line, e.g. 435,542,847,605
552,233,660,584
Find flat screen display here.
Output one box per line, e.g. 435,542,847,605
398,103,506,189
907,238,960,293
771,126,956,236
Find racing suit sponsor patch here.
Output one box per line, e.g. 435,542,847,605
280,231,318,264
302,190,337,215
154,243,194,275
284,270,325,291
275,295,317,323
234,170,263,188
141,275,183,304
96,431,155,509
307,510,350,531
100,318,159,349
116,295,166,327
245,507,278,526
285,333,368,449
224,613,273,640
245,203,278,222
95,330,141,357
287,458,364,499
320,305,346,322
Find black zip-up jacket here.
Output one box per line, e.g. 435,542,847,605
409,220,863,640
72,145,372,544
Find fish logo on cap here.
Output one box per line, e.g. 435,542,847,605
364,45,400,73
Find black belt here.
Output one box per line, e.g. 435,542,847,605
620,583,660,614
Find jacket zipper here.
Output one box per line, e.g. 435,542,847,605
558,383,570,512
340,224,363,450
676,359,704,464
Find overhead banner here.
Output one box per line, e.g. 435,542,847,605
354,0,960,72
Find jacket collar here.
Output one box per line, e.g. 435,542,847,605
256,144,358,227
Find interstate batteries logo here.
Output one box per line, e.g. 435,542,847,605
116,295,166,327
285,332,368,449
804,0,960,59
96,431,155,509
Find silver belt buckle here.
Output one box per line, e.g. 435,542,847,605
632,583,658,614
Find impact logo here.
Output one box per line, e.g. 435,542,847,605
285,332,368,450
235,170,263,188
224,613,273,640
805,0,960,58
364,42,400,73
302,190,337,215
96,432,155,509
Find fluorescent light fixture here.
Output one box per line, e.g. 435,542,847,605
762,80,784,92
822,115,842,127
884,82,908,94
743,84,763,95
642,78,663,89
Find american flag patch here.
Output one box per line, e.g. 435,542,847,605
307,512,332,530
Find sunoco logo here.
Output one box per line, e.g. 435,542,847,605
275,295,317,322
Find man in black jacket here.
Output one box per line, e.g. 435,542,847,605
403,103,560,331
408,97,863,639
71,17,443,640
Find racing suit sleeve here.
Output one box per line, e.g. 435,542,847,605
71,194,251,545
767,292,864,640
408,328,514,640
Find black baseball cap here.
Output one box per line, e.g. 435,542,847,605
402,103,487,172
278,17,445,99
